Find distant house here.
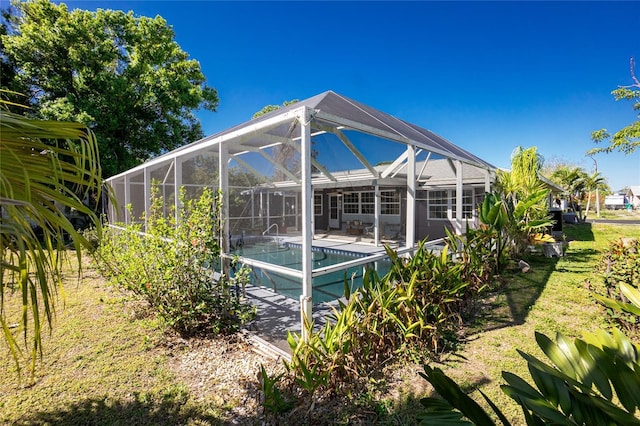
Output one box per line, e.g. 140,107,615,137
627,186,640,210
605,193,629,210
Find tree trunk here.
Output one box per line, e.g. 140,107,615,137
585,192,592,218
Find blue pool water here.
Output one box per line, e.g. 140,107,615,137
232,241,389,304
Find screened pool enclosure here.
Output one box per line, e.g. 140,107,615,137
105,91,495,339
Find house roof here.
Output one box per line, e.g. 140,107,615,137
305,157,491,191
628,185,640,196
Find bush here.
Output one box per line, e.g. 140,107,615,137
592,237,640,335
94,187,255,336
285,237,494,397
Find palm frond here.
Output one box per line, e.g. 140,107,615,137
1,100,102,381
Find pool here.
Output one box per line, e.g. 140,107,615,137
232,240,389,304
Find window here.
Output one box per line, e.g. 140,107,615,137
380,190,400,215
343,193,359,214
314,194,323,216
428,189,475,219
428,190,448,219
340,190,398,215
452,190,474,219
361,191,375,214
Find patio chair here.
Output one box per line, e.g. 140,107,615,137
364,222,374,235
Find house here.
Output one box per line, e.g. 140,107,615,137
627,186,640,210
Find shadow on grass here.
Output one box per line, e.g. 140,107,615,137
468,222,599,335
564,222,594,242
18,393,219,426
469,255,558,333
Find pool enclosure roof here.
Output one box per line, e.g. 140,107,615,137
114,90,493,179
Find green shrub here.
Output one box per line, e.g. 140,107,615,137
258,364,294,414
94,187,255,336
285,237,494,396
592,237,640,335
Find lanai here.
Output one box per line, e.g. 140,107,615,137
105,90,496,340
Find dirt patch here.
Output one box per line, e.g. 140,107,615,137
168,333,284,423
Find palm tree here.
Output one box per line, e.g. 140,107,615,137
579,171,608,219
1,94,102,380
550,166,588,221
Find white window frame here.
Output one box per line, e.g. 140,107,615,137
428,188,475,220
340,190,400,216
361,191,375,214
314,193,323,216
343,192,360,214
380,190,400,216
428,190,449,220
452,189,474,219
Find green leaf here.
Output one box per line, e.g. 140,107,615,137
620,283,640,309
420,365,497,426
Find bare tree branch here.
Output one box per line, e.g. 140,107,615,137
619,56,640,89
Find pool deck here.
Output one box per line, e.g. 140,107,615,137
243,285,339,358
241,235,396,358
281,230,403,253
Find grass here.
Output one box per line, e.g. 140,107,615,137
594,208,640,220
409,222,640,424
0,260,221,425
1,222,639,424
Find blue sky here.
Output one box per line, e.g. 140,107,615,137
61,1,639,191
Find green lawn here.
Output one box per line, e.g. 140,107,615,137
1,222,638,425
422,222,640,424
0,263,224,425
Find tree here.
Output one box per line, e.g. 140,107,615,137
496,146,546,205
588,57,640,156
252,100,302,181
486,147,553,258
579,170,608,218
548,165,588,221
252,100,300,120
1,0,218,178
495,146,550,225
0,93,102,380
0,7,26,108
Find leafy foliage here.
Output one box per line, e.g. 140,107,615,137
479,189,553,268
419,365,507,426
284,237,494,398
482,147,553,262
0,92,102,379
589,57,640,156
419,237,640,425
478,192,509,273
258,364,294,415
592,237,640,335
93,188,255,336
2,0,218,177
